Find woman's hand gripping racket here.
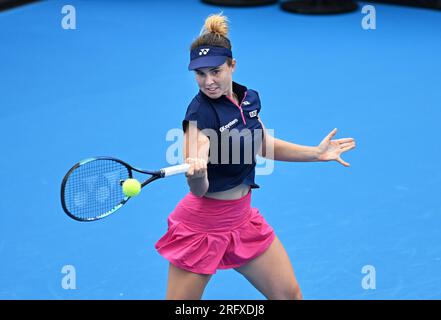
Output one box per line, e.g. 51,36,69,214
61,157,189,222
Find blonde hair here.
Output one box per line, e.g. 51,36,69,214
200,13,229,38
191,13,232,66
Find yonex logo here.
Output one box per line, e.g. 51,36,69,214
249,110,257,118
243,101,251,106
199,48,210,55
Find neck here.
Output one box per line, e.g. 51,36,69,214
226,82,233,97
226,82,236,101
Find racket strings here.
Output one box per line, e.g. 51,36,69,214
63,159,130,220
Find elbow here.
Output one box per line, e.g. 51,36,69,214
258,144,275,160
258,134,276,160
190,188,209,198
187,176,209,197
257,149,267,159
191,189,207,198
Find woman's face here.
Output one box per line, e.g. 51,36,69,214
194,59,236,99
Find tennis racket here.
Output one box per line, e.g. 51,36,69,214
61,157,189,222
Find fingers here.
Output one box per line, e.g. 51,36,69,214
325,128,338,141
337,140,355,166
340,145,356,153
185,157,207,179
335,138,354,144
337,157,350,167
337,142,355,166
325,130,354,167
339,141,356,149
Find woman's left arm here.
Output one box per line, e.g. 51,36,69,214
257,117,356,167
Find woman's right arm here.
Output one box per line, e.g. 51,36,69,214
183,121,210,197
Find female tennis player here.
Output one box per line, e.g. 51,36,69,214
155,13,356,300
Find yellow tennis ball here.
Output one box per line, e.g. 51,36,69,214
122,178,141,197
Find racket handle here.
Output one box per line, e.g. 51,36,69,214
161,163,190,177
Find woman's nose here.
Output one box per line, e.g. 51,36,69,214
205,74,215,86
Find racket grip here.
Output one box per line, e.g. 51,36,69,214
161,163,190,177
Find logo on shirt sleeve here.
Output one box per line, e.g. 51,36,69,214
249,110,257,118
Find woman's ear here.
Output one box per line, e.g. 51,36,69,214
231,59,237,72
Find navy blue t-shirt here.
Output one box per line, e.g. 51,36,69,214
183,81,263,193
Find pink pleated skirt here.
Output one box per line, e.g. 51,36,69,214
154,190,275,275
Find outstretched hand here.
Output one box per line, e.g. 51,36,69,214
317,128,356,167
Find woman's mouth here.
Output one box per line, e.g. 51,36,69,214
206,87,218,94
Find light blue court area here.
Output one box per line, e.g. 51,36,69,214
0,0,440,299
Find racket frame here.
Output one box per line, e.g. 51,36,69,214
61,157,164,222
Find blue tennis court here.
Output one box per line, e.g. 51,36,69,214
0,0,440,299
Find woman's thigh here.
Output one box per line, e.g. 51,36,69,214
166,263,213,300
234,236,302,300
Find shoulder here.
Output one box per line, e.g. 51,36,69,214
233,81,262,106
244,88,262,112
233,81,259,98
246,88,261,100
183,93,218,131
186,93,215,115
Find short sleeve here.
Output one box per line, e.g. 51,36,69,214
252,89,262,115
182,96,218,132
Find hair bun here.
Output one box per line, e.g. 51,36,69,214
203,13,229,38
